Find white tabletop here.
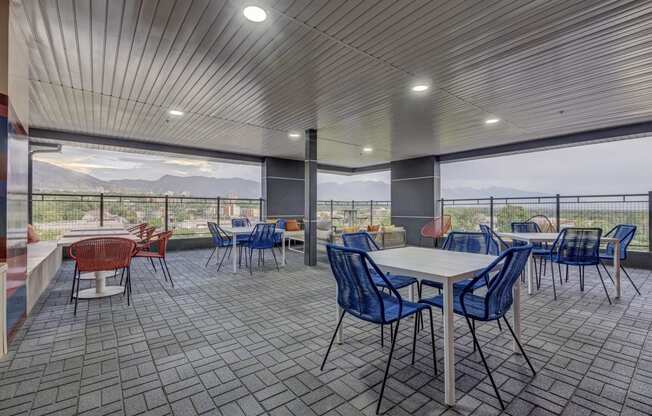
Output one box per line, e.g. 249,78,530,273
499,232,618,244
368,246,497,282
221,225,283,235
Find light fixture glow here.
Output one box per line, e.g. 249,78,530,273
485,117,500,124
243,6,267,22
168,109,184,116
362,146,373,153
411,84,429,92
288,132,301,139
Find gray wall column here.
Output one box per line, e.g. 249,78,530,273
304,129,317,266
262,157,304,219
390,156,441,245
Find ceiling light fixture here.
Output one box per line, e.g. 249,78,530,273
168,109,184,116
411,84,429,92
485,117,500,124
288,132,301,139
362,146,373,153
243,6,267,22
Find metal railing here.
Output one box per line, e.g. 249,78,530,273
31,192,264,240
440,193,650,250
317,200,391,230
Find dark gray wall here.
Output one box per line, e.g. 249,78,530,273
391,156,440,245
262,158,305,219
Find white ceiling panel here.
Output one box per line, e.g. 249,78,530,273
23,0,652,168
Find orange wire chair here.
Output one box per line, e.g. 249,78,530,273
134,231,174,287
69,237,137,315
419,215,452,247
127,223,148,234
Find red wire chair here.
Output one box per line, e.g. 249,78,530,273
69,237,137,315
419,215,452,247
127,223,148,234
134,231,174,287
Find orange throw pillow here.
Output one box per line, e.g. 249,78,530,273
285,220,300,231
27,224,40,243
367,225,380,232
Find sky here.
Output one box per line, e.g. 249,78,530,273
34,136,652,198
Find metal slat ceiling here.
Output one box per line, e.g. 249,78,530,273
23,0,652,168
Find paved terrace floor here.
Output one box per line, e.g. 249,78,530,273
1,249,652,416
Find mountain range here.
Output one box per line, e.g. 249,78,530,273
34,160,543,200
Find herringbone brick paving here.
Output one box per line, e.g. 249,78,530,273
1,249,651,415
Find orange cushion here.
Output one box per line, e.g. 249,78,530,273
285,220,300,231
27,224,40,243
367,225,380,232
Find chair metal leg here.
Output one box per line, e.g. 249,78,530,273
376,320,400,415
428,308,438,375
148,257,157,272
158,258,168,281
600,261,614,284
496,319,502,332
551,260,557,300
621,265,641,295
502,317,536,375
465,316,504,410
73,268,81,315
126,267,132,306
380,324,384,348
249,249,254,275
579,266,584,291
70,263,78,303
119,267,125,286
270,247,280,271
205,247,216,267
411,314,419,365
320,311,346,371
163,258,174,287
217,245,231,272
595,265,612,305
565,264,569,283
471,319,476,352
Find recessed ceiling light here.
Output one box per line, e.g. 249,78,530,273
411,84,429,92
485,117,500,124
362,146,373,153
168,109,184,116
288,132,301,139
243,6,267,22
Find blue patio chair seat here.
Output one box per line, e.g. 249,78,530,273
597,224,640,295
419,292,488,320
356,292,430,324
370,270,417,290
243,223,279,274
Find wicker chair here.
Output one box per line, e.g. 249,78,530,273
419,215,452,247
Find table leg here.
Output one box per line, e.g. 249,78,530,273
442,280,456,406
282,231,286,266
526,252,534,295
614,240,621,299
232,233,238,273
512,280,521,353
95,271,105,293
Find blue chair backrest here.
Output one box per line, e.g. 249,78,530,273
207,222,228,245
511,221,541,233
461,245,533,320
479,224,501,255
552,228,601,264
341,232,380,252
276,219,287,230
326,244,400,324
232,218,250,227
249,223,276,248
604,224,636,260
442,231,490,254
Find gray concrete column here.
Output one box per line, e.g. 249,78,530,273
390,156,441,245
304,129,317,266
261,157,304,219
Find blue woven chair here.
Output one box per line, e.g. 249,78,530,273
548,228,609,303
511,221,552,289
479,224,509,255
599,225,639,295
231,218,251,227
205,222,233,272
322,245,437,415
274,219,287,245
420,245,536,410
244,223,279,275
342,232,419,346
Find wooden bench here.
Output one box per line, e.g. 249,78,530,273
27,242,62,313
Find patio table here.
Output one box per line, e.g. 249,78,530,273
343,247,504,407
497,232,621,298
220,225,285,273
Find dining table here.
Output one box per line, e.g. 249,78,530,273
335,246,505,407
220,225,285,273
497,232,622,298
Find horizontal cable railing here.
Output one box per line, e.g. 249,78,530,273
441,193,650,251
31,192,264,240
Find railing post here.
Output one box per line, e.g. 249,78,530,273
648,191,652,252
217,197,221,225
330,200,334,229
164,195,169,232
99,192,104,227
489,196,494,230
259,198,263,221
555,194,561,232
440,198,444,232
370,200,373,226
